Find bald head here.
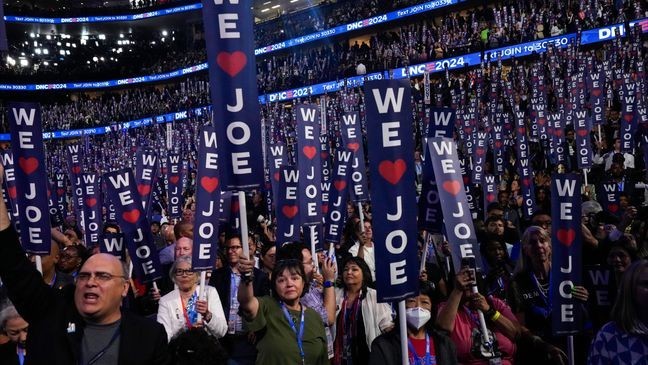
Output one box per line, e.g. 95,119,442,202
175,237,193,258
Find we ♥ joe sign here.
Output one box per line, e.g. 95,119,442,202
104,168,162,283
8,102,52,254
201,0,263,190
550,173,583,336
364,79,419,302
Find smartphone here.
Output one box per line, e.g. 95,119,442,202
461,257,477,285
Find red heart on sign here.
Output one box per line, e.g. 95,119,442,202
216,51,247,77
85,198,97,208
273,172,280,182
282,205,298,218
522,178,531,187
378,159,407,185
557,228,576,247
476,148,485,157
347,142,360,152
486,194,496,202
538,118,546,125
577,129,589,137
591,89,602,97
122,209,140,224
608,203,618,213
169,176,179,185
320,151,329,159
518,127,525,134
624,114,634,122
303,146,317,160
334,180,347,191
18,157,39,175
442,180,461,196
322,204,329,214
554,129,564,137
232,200,240,213
137,184,151,196
7,186,16,199
57,188,65,196
495,140,503,149
201,176,219,193
72,166,81,174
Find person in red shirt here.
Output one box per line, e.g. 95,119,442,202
437,267,520,365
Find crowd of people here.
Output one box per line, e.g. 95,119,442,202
0,76,209,132
0,0,648,364
0,29,205,84
253,0,435,48
256,0,646,92
3,0,643,89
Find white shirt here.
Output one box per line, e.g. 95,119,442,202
157,285,227,341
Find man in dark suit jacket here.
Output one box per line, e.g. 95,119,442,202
208,233,269,365
0,167,170,365
0,302,27,365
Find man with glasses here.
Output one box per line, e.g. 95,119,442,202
0,166,169,364
208,233,269,365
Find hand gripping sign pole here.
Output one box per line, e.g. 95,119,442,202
427,137,496,358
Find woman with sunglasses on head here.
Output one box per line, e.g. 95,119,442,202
157,255,227,341
237,256,329,365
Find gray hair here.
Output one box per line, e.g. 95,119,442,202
169,255,197,284
514,226,551,274
0,302,21,330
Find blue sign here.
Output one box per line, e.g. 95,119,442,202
550,174,583,336
0,63,208,91
8,102,52,254
364,80,419,302
0,0,7,51
202,0,263,190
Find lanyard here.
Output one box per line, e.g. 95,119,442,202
281,302,306,365
463,306,483,328
182,291,198,328
407,333,436,365
86,327,120,365
530,272,550,306
17,345,25,365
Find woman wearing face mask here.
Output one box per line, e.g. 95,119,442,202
369,281,457,365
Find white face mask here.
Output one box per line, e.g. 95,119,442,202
406,307,431,330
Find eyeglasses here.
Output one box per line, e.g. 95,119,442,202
76,271,125,283
174,269,195,277
226,246,242,251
